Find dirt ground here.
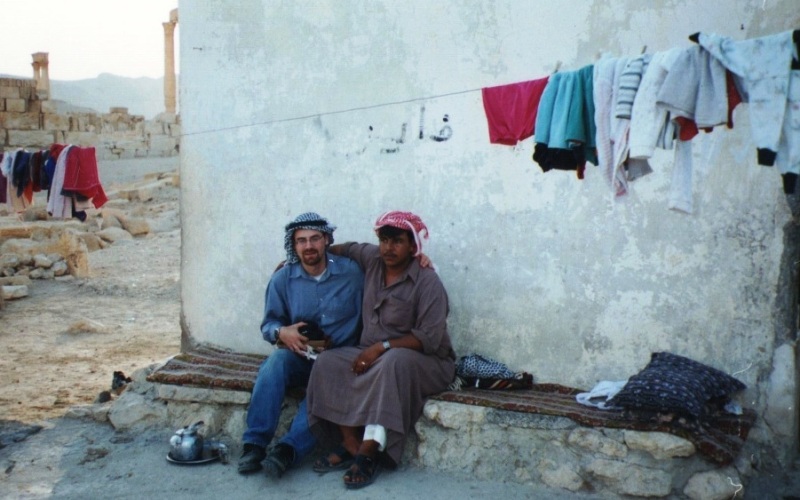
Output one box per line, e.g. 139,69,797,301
0,156,182,423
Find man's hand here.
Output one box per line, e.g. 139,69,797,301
278,322,310,354
351,343,383,375
416,252,434,269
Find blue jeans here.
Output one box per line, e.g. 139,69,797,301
242,349,317,464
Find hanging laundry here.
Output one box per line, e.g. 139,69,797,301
655,45,737,214
533,64,596,179
47,145,74,218
657,45,730,130
594,56,631,197
63,146,108,209
697,30,799,193
615,54,652,120
628,48,682,160
481,76,550,145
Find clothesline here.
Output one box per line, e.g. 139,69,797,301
181,88,482,137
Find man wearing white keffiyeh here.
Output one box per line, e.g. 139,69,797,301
238,212,363,480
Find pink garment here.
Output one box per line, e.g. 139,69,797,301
63,146,108,209
481,76,549,145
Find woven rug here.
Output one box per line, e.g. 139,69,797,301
148,347,755,465
431,384,756,465
146,345,264,392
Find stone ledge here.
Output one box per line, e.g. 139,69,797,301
415,399,747,499
155,383,251,405
131,348,755,499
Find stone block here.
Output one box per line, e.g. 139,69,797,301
223,408,248,444
145,121,165,135
40,100,59,113
422,400,487,429
150,134,178,153
538,460,587,492
0,86,21,98
683,468,743,500
623,430,695,459
5,98,26,112
33,253,53,268
77,232,107,252
52,260,68,276
21,206,49,222
120,217,150,237
43,113,70,131
111,138,148,151
1,111,40,130
567,428,627,458
155,384,251,405
108,391,168,430
7,130,55,148
0,275,32,286
96,227,133,243
64,403,111,423
586,459,673,497
2,284,29,300
0,253,20,269
64,131,100,146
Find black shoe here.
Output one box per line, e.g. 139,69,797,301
237,443,266,474
263,443,295,479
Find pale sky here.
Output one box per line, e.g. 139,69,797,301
0,0,179,81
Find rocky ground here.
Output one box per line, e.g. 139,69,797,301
0,156,798,498
0,157,181,423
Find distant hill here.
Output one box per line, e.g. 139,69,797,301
51,73,169,119
1,72,170,120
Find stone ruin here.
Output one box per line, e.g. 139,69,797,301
0,169,179,305
2,9,181,161
0,70,180,160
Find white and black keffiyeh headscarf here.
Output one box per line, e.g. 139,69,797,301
284,212,336,263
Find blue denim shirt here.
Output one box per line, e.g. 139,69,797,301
260,252,363,347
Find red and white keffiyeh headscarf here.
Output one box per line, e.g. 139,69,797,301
373,210,429,256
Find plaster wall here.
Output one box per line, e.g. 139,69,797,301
179,0,799,458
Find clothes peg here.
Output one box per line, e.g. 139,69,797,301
552,60,562,74
688,32,700,43
640,45,647,54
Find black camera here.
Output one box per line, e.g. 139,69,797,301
298,321,325,341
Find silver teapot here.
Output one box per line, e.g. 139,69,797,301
169,420,205,461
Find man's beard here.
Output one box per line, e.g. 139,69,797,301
301,249,322,266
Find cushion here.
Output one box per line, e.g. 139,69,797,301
607,352,746,420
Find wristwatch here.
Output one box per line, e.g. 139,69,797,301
382,340,391,351
274,327,281,342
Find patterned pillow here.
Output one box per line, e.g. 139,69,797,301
607,352,746,420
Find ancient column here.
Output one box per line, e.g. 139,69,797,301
162,9,178,114
31,52,50,100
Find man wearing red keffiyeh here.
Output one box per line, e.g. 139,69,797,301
307,210,455,490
